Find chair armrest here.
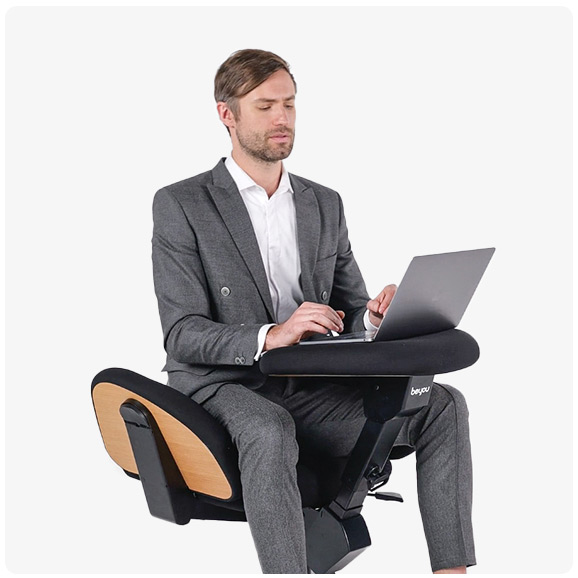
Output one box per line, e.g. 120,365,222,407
259,329,479,377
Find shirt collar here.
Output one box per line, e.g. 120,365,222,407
225,156,293,196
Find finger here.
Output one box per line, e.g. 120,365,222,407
378,298,392,315
312,310,344,332
302,303,344,330
375,285,397,314
383,285,397,313
375,284,395,301
371,291,388,309
302,320,339,336
379,295,391,314
368,298,389,317
293,310,341,333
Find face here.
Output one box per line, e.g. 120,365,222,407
223,69,296,164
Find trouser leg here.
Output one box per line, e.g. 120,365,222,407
199,383,307,574
395,382,476,571
169,374,475,573
281,378,476,572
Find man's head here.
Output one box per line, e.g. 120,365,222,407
215,49,296,118
215,49,297,164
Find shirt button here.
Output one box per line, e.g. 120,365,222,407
221,286,231,297
321,290,328,301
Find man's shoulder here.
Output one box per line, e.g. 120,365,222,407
288,172,341,200
155,158,232,201
157,168,214,200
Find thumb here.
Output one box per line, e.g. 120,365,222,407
367,299,380,313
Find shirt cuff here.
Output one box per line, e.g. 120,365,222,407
254,323,277,360
363,309,380,331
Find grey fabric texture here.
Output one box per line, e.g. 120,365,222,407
152,159,369,402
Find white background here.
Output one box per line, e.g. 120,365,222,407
5,3,574,575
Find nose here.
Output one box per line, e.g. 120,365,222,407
273,104,290,126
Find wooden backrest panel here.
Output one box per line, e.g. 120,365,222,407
92,381,233,500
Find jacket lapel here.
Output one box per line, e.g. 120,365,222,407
208,160,276,321
291,176,320,302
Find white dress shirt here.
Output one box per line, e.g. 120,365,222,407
225,156,376,359
225,156,303,357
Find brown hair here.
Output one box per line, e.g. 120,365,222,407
214,49,296,117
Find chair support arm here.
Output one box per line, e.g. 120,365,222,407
120,399,191,525
327,375,433,519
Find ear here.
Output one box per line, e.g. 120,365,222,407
217,101,236,130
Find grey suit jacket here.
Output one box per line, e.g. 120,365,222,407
152,158,370,401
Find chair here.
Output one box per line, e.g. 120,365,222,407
91,328,479,573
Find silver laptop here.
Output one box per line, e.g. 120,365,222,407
299,248,495,345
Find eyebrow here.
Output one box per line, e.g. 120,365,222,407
253,96,296,104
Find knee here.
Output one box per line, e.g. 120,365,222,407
237,405,298,457
432,382,470,424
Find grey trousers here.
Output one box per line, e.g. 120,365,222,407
168,374,476,574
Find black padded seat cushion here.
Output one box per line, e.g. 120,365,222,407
91,368,354,518
259,329,480,377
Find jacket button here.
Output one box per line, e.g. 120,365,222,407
321,290,328,301
221,286,231,297
235,356,245,365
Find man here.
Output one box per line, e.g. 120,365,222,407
152,48,475,574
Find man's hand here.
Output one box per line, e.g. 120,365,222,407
367,284,397,328
264,302,345,351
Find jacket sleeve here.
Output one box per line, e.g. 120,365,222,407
151,188,261,367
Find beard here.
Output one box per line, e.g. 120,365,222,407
236,126,295,163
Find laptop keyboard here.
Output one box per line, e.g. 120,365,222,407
301,329,377,343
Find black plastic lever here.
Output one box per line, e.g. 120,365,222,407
369,491,404,503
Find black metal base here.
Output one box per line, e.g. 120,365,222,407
304,507,371,574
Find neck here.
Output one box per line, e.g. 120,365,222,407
231,149,283,197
